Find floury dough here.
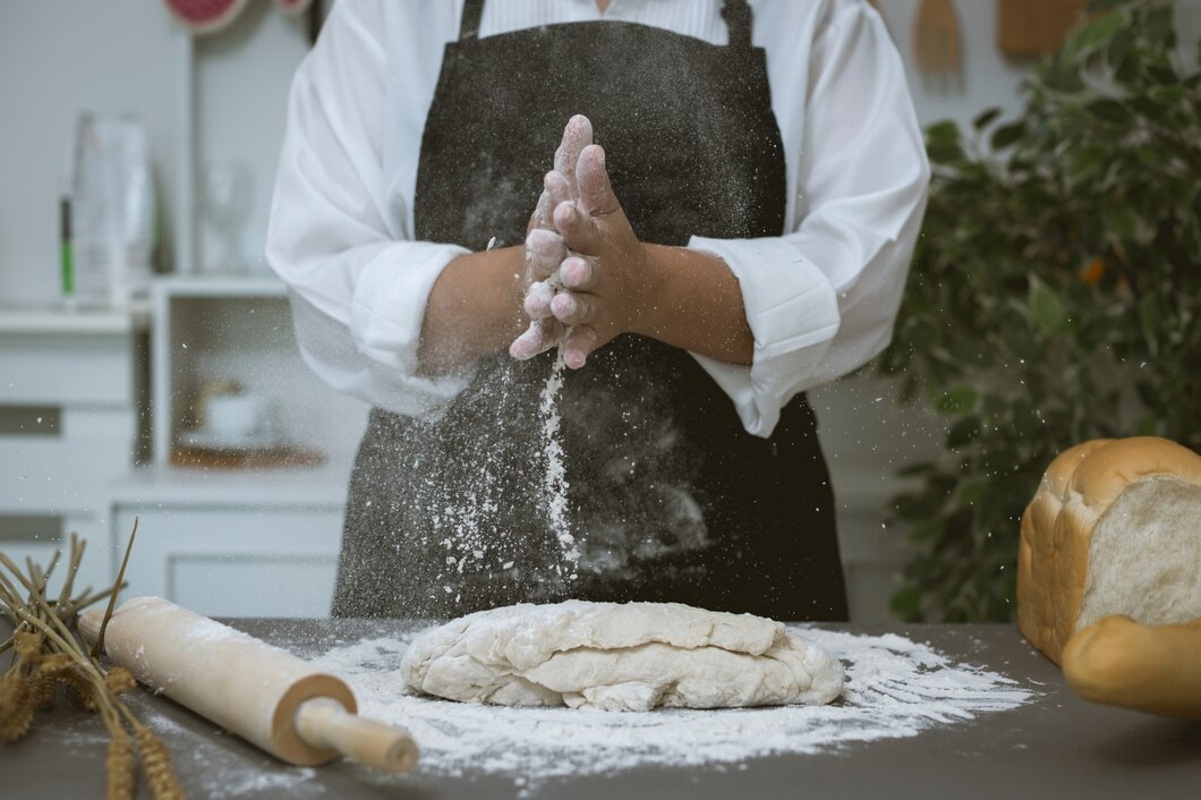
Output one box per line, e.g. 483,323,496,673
399,600,845,711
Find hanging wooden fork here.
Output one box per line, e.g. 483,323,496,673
913,0,963,91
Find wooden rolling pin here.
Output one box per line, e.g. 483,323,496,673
78,596,418,773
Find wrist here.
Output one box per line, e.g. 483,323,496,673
623,244,753,364
626,243,670,337
418,245,528,374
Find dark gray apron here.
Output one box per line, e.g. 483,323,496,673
332,0,848,621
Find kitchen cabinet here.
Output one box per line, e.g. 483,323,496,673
0,306,149,594
0,281,364,618
108,464,347,618
149,273,367,469
115,274,368,617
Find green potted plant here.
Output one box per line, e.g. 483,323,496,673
877,0,1201,622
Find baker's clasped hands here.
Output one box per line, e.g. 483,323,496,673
509,114,650,370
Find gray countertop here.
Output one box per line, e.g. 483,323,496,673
3,619,1199,799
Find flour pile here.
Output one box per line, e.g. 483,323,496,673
308,626,1034,783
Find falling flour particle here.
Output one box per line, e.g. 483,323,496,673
539,351,578,575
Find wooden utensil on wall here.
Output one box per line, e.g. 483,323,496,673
914,0,963,87
998,0,1089,58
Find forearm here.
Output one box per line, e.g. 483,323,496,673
631,244,753,365
417,245,527,374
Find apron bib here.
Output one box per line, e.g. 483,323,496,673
333,0,848,621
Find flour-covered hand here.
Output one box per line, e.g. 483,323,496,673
509,116,593,360
550,144,651,369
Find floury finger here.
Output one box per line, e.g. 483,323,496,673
509,317,564,360
554,115,593,199
524,228,565,280
522,228,566,319
530,166,573,231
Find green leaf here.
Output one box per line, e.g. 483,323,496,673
1146,5,1174,50
1027,278,1069,334
908,518,946,544
926,120,961,144
1042,66,1085,94
936,388,979,415
1127,94,1167,121
946,416,982,449
1068,10,1130,55
1068,147,1106,183
1151,84,1185,106
926,120,966,164
1138,293,1161,357
889,586,924,621
1086,98,1132,123
954,478,988,507
1146,63,1180,86
1136,416,1160,437
927,139,966,165
1104,203,1138,242
1105,26,1136,71
972,107,1002,131
990,121,1026,150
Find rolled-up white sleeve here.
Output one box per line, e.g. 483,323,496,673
690,2,929,438
266,0,472,419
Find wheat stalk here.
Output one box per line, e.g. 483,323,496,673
1,526,186,798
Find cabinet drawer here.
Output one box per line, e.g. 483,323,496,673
0,409,136,513
0,514,114,599
0,332,140,407
112,505,342,618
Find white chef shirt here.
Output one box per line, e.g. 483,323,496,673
266,0,930,438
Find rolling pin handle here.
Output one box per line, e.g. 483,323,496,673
293,697,419,774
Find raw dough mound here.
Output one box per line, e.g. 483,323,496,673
400,600,845,711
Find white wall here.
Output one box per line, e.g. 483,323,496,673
0,1,312,303
0,0,1045,304
193,4,312,276
0,1,181,304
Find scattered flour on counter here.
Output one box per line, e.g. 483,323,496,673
59,706,332,800
49,628,1035,799
202,768,324,799
306,627,1034,788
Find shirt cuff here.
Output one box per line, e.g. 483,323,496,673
687,236,840,438
350,240,472,380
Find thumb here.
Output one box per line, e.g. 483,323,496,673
576,145,619,218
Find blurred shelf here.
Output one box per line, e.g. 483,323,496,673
109,460,353,508
0,302,150,334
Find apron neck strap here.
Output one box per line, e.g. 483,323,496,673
720,0,753,50
460,0,485,42
459,1,754,47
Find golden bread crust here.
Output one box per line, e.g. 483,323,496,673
1017,437,1201,663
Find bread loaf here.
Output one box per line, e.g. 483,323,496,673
1017,436,1201,664
1061,614,1201,719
